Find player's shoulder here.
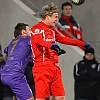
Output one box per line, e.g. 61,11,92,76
31,22,43,36
76,59,84,65
18,36,30,39
31,22,42,30
18,36,30,46
17,36,30,42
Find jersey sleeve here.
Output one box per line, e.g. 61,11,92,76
31,26,53,48
55,30,85,47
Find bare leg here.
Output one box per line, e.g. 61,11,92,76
13,95,17,100
27,96,34,100
13,95,34,100
54,96,66,100
36,98,45,100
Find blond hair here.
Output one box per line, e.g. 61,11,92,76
41,2,58,19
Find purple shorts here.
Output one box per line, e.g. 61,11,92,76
1,72,33,100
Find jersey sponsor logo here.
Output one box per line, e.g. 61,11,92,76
42,29,55,42
45,38,54,42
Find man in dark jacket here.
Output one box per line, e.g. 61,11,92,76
74,47,100,100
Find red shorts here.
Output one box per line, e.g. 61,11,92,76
33,65,65,98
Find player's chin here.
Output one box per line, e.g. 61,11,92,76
52,22,56,27
50,24,55,27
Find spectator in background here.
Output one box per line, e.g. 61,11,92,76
59,2,83,41
74,47,100,100
58,2,84,49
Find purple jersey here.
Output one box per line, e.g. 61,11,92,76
2,36,32,73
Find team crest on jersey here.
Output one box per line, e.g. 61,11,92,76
77,34,81,39
34,29,40,33
91,64,96,69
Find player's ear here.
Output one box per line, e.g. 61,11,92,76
22,29,26,36
23,29,26,33
46,15,50,20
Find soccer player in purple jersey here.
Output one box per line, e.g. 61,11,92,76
0,23,34,100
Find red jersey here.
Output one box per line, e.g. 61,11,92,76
30,21,85,67
59,15,83,41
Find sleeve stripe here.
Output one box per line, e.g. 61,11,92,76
75,63,80,76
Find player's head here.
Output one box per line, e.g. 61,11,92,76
14,23,31,38
41,2,59,27
61,2,73,17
